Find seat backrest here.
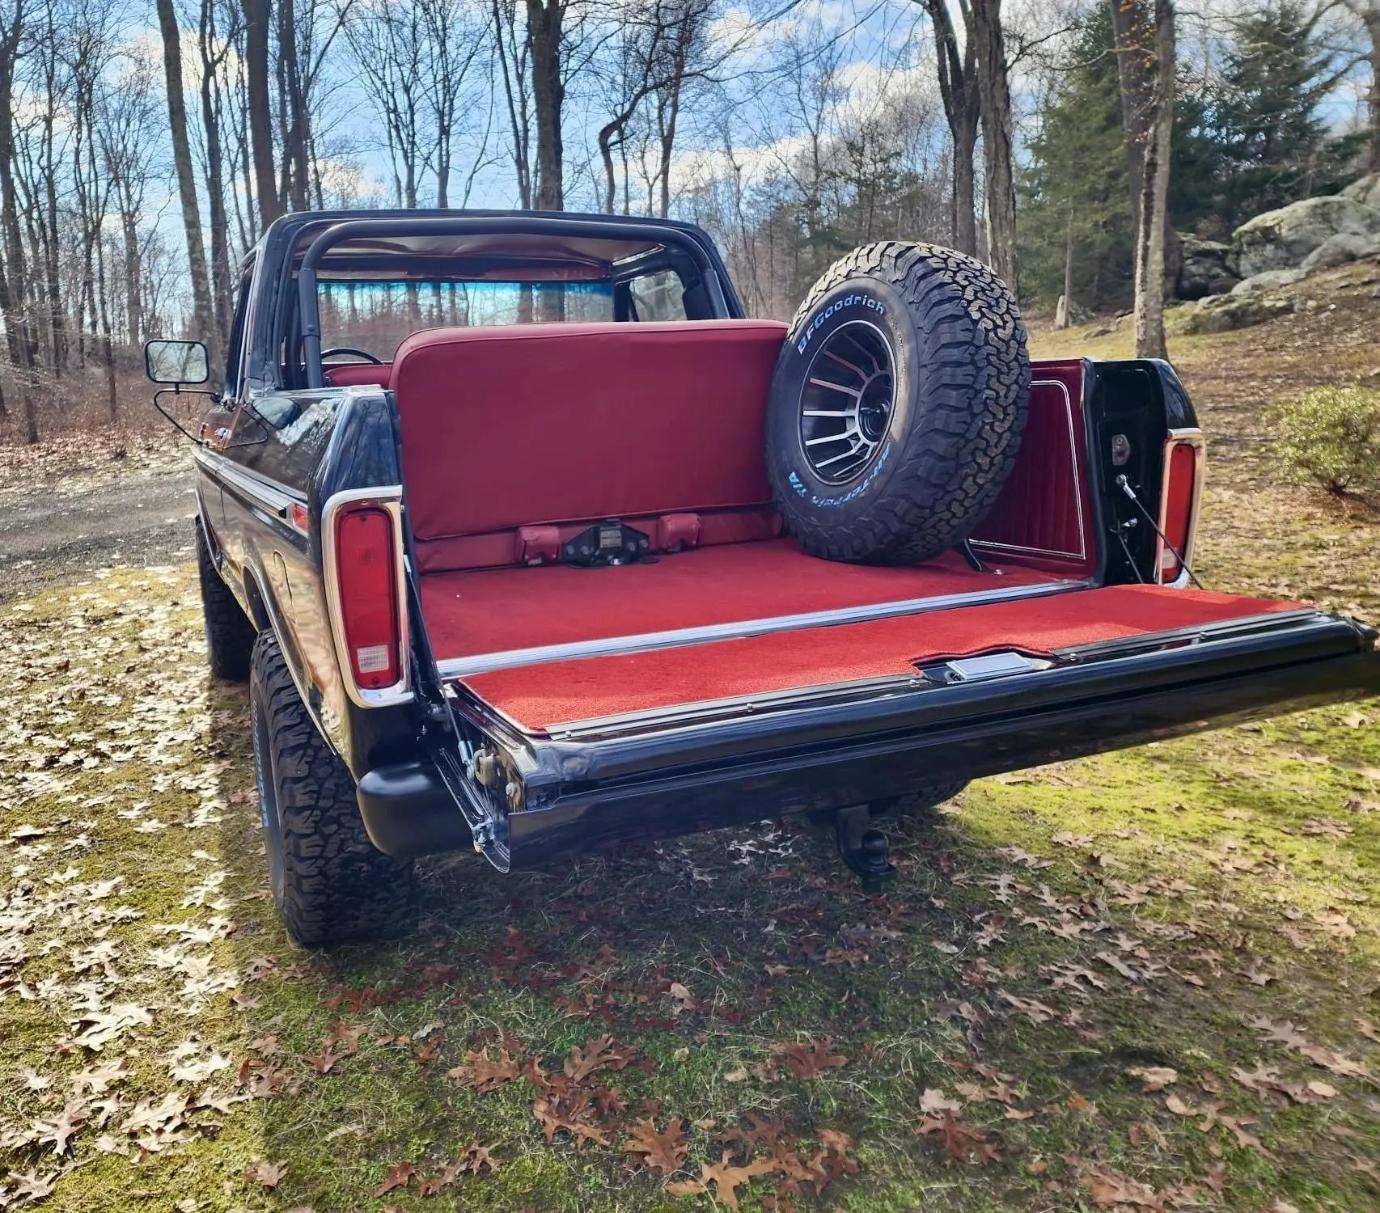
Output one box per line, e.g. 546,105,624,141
324,362,394,389
392,320,787,571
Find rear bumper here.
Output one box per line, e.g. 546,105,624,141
356,761,472,858
363,612,1380,866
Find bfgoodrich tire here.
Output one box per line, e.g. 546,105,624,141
196,519,256,681
250,632,417,946
766,242,1029,564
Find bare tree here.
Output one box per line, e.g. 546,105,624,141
97,57,161,352
921,0,979,255
970,0,1017,287
1340,1,1380,171
156,0,221,377
0,0,41,441
527,0,567,209
243,0,278,230
492,0,534,207
1111,0,1175,358
595,0,714,215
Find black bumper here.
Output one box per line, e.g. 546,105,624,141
361,612,1380,867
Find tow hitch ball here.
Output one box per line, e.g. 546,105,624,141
834,805,895,892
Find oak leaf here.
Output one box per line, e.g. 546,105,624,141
244,1160,286,1190
781,1039,846,1079
371,1161,415,1198
623,1117,688,1175
667,1151,775,1210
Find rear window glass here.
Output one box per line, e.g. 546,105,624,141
317,279,614,361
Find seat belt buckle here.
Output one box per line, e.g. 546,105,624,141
515,525,561,565
656,512,701,553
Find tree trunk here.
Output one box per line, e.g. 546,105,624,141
1055,204,1075,329
120,211,142,349
156,0,221,379
244,0,280,231
200,4,233,344
0,16,40,443
923,0,980,256
970,0,1018,289
527,0,564,211
952,106,978,255
1131,0,1174,360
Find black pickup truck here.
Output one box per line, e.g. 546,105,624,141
147,208,1380,946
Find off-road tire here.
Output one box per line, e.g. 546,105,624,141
196,519,256,681
766,242,1029,564
250,632,418,946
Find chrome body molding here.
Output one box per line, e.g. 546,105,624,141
320,486,415,709
194,447,310,535
436,577,1091,680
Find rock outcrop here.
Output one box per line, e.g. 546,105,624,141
1340,172,1380,212
1168,292,1298,336
1176,236,1240,299
1232,194,1380,277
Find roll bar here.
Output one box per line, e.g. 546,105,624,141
295,215,731,388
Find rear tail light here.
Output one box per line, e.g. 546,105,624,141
324,492,410,703
1157,434,1203,583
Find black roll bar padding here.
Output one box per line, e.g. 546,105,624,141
296,215,725,389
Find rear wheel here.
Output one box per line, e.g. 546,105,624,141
196,520,255,681
766,242,1029,564
250,632,417,946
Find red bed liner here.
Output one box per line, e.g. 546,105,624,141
419,538,1058,662
461,585,1298,730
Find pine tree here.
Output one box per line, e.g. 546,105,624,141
1209,0,1338,229
1018,6,1133,314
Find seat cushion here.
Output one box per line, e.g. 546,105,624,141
391,320,787,567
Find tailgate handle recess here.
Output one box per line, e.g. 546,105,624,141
921,651,1047,685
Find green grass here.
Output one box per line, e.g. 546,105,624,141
3,286,1380,1209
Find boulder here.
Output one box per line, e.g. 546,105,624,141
1232,195,1380,277
1300,230,1380,272
1177,235,1240,299
1168,292,1297,335
1341,173,1380,212
1230,268,1307,295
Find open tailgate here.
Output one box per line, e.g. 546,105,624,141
419,586,1380,871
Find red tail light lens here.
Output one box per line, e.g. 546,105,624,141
1158,439,1200,582
334,505,400,688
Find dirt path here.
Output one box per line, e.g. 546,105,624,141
0,458,195,603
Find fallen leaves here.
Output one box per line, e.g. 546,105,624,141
1126,1066,1178,1092
244,1159,286,1190
779,1038,847,1079
623,1116,688,1175
667,1151,776,1210
915,1110,1001,1164
447,1044,522,1092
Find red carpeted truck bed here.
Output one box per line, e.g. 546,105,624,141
460,584,1298,731
419,538,1059,662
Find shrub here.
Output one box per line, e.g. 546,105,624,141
1275,385,1380,495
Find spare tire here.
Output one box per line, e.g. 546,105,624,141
766,242,1029,564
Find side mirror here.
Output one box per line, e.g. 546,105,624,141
145,338,209,386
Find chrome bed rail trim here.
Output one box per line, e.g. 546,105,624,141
436,577,1091,679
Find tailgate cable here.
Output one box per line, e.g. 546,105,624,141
1115,474,1204,589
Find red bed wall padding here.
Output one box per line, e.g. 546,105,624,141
970,360,1094,577
462,585,1299,730
391,320,788,571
